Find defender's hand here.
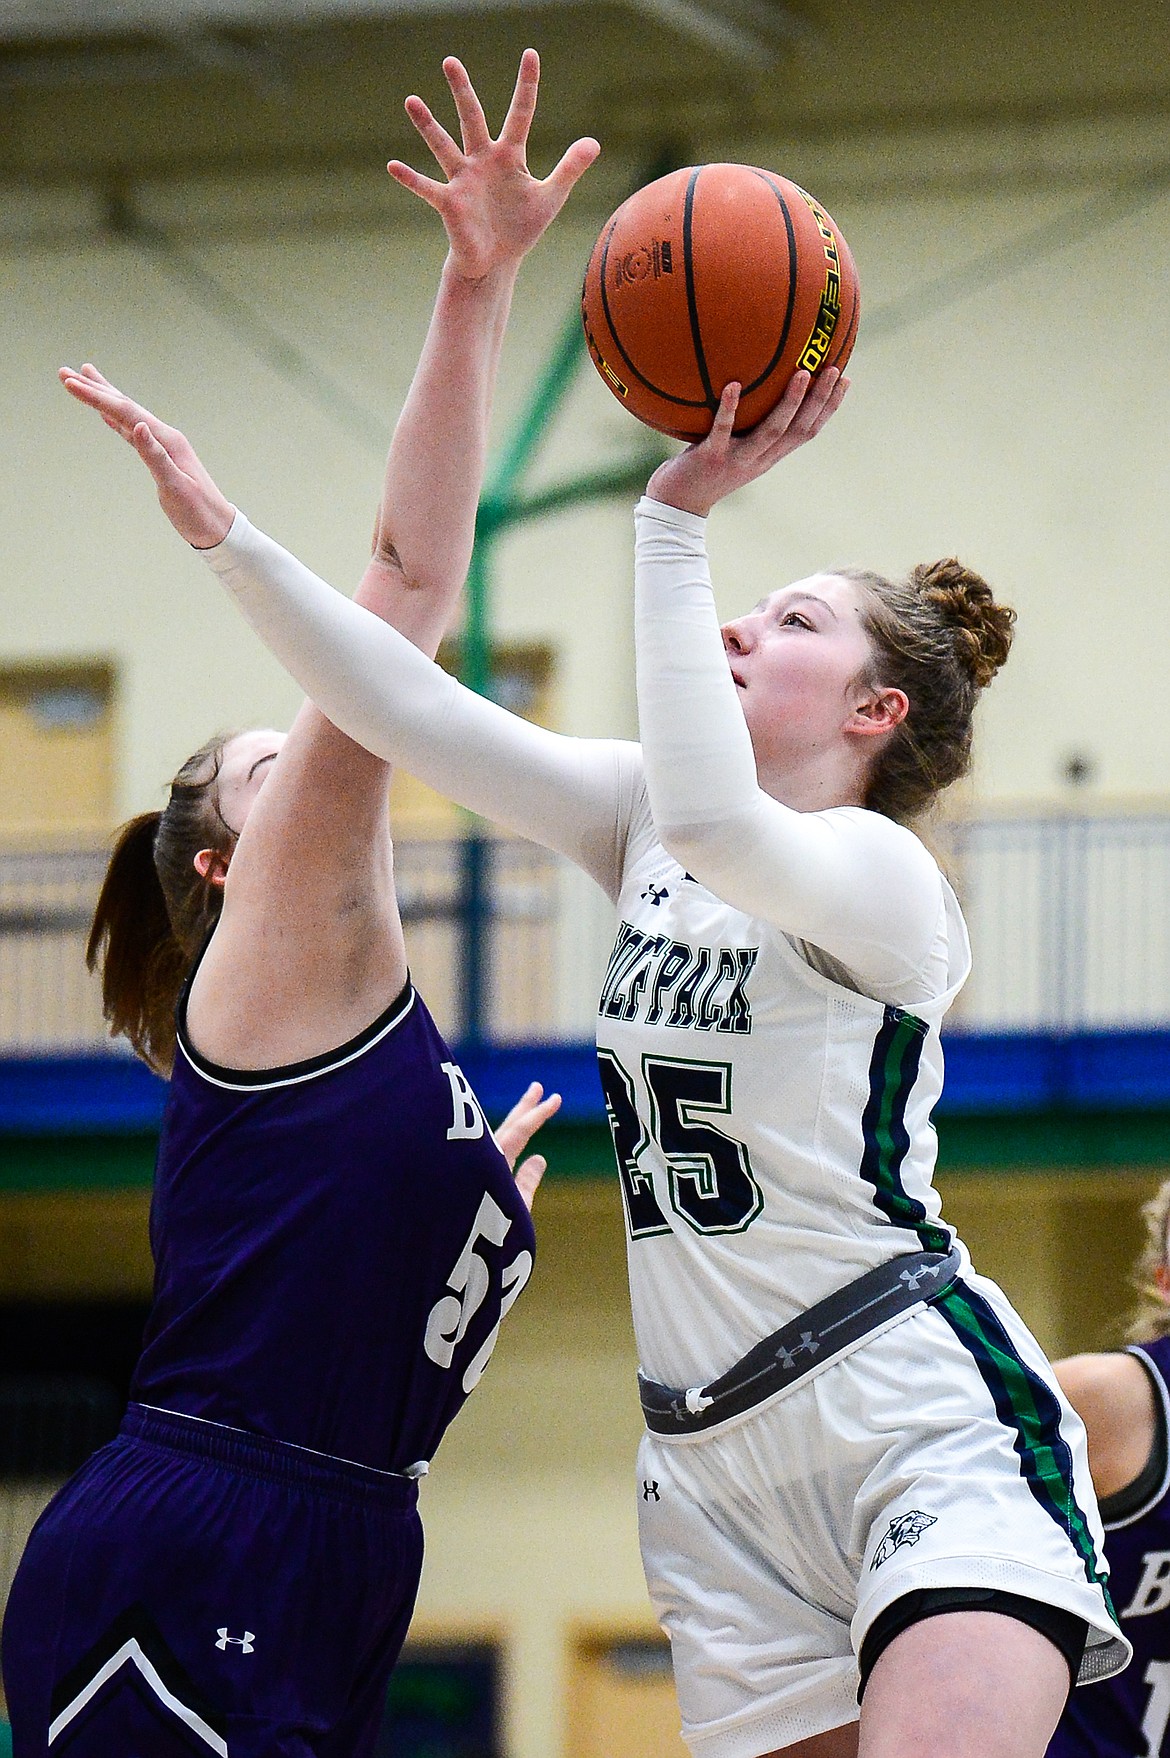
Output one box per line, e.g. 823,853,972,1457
646,368,850,519
387,49,599,281
59,364,234,549
494,1080,562,1212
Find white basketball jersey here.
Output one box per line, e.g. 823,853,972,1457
595,799,972,1389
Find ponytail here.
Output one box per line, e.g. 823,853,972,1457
87,813,189,1076
87,734,234,1076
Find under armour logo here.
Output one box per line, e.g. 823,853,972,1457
642,1479,661,1502
776,1330,818,1369
215,1629,255,1653
641,884,669,906
899,1263,943,1291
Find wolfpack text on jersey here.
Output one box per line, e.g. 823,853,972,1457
596,805,970,1392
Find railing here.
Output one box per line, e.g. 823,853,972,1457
940,812,1170,1030
3,811,1170,1052
0,837,617,1051
0,848,109,1051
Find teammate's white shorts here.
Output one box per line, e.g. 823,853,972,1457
637,1271,1129,1758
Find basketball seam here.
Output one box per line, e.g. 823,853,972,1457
740,172,800,397
597,210,711,410
682,166,718,413
828,282,860,370
589,168,856,423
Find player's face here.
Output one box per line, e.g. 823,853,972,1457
214,729,286,839
722,574,877,758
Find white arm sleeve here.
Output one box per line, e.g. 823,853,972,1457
633,496,950,997
200,512,642,900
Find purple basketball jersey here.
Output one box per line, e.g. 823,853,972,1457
131,976,534,1473
1049,1336,1170,1757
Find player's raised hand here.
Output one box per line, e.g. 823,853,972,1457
387,48,599,281
646,367,850,518
493,1080,562,1212
59,365,234,550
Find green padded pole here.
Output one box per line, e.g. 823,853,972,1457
485,303,589,503
455,237,668,1040
462,537,492,701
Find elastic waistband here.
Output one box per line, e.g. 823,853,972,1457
120,1405,420,1511
639,1247,963,1437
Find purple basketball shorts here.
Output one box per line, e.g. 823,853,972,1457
2,1404,423,1758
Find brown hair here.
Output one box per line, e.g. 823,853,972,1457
1125,1180,1170,1343
86,733,237,1076
840,559,1016,823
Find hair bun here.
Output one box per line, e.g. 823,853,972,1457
912,557,1016,689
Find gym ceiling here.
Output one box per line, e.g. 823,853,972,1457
2,1,1169,197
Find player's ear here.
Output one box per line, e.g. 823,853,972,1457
1155,1262,1170,1302
846,686,908,739
194,847,231,889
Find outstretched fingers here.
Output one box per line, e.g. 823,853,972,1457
494,1081,562,1172
543,134,602,204
385,158,448,207
76,362,115,389
387,51,598,274
498,46,540,150
60,367,152,441
443,54,492,155
59,366,234,546
402,93,463,179
128,419,191,493
513,1153,547,1213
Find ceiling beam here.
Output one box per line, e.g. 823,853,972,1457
4,0,569,41
1,0,811,56
621,0,779,64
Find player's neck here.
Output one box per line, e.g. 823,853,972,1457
755,743,869,814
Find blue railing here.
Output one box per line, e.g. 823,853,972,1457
4,813,1170,1130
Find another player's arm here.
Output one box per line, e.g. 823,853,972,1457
59,377,639,905
56,372,406,1060
59,55,599,1064
1054,1351,1158,1500
368,49,597,641
188,51,596,1059
198,512,642,894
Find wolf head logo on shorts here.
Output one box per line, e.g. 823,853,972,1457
870,1510,937,1570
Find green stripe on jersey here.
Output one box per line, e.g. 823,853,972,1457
938,1279,1112,1605
860,1007,949,1254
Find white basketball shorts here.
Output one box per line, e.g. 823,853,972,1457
636,1271,1129,1758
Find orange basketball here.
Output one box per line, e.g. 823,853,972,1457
581,164,859,440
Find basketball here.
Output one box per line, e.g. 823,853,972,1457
581,164,859,440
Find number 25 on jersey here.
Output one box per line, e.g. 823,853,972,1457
597,1049,763,1239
